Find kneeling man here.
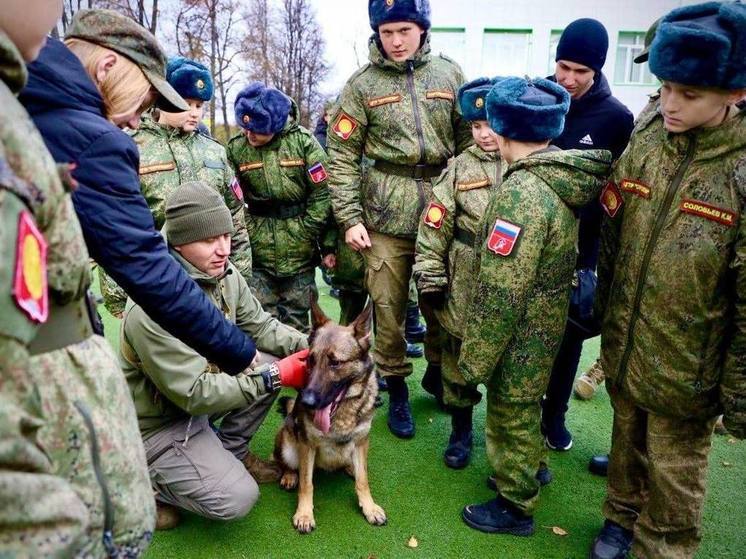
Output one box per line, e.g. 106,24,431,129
120,181,309,528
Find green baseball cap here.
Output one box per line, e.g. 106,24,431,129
633,18,661,64
65,9,189,112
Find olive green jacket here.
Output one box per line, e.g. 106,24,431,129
459,148,612,399
227,101,330,276
121,245,307,439
328,34,471,238
414,145,503,338
597,109,746,423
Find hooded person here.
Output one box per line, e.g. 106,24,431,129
590,3,746,558
97,55,254,316
457,76,612,536
227,82,331,333
328,0,471,439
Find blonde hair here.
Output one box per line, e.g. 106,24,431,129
64,38,152,122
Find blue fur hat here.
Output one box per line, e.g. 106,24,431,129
166,57,213,102
369,0,431,31
458,77,505,122
234,82,292,135
649,1,746,90
486,77,571,142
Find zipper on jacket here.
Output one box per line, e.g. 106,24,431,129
74,400,117,558
616,135,698,388
406,60,427,211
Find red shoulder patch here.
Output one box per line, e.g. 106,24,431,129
423,202,446,229
308,162,328,184
229,177,244,201
487,218,522,257
332,112,358,141
600,181,623,218
13,211,48,323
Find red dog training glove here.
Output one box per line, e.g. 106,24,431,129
277,348,310,389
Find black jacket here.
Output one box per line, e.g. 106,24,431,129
549,72,634,269
21,39,256,373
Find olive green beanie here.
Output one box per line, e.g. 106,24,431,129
165,181,234,246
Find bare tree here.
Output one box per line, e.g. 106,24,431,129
55,0,160,37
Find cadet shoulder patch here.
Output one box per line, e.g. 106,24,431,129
457,178,491,191
368,93,402,108
332,112,358,141
139,162,176,175
600,181,623,218
426,89,455,101
239,162,263,172
487,218,521,257
13,211,48,323
308,162,328,184
620,178,651,199
423,202,446,229
680,199,736,227
279,159,305,168
230,177,243,201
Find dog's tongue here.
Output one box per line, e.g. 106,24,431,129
313,405,333,434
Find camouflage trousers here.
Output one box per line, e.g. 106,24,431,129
604,383,716,559
362,231,441,378
485,391,544,515
441,331,482,409
250,268,317,333
29,335,155,557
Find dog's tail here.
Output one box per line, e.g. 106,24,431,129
277,395,295,417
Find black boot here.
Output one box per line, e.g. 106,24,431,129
421,363,444,408
589,454,609,477
444,406,473,469
589,520,633,559
387,376,414,439
405,302,426,343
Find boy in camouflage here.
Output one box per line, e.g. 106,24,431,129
458,77,611,535
99,56,252,316
414,76,503,468
590,4,746,559
228,82,330,333
120,181,309,529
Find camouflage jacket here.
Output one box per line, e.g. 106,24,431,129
227,101,330,276
459,148,612,397
1,31,154,557
413,145,503,338
597,109,746,421
121,246,307,439
328,34,471,239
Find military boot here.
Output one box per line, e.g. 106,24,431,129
589,520,633,559
387,376,414,439
461,495,534,536
444,406,473,469
405,302,426,343
421,363,444,408
242,451,282,483
156,502,181,530
574,359,605,400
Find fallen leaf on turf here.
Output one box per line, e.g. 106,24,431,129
428,418,433,424
722,461,733,467
728,438,737,444
407,536,419,548
551,526,568,536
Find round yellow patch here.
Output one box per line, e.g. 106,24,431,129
385,0,394,6
22,234,43,300
427,206,443,223
475,97,484,109
338,118,353,134
243,115,251,124
196,79,205,89
604,191,618,211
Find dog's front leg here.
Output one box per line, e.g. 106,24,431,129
353,439,387,526
293,443,316,533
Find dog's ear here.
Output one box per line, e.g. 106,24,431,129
351,301,373,350
310,291,330,330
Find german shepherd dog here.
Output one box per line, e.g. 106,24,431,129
273,300,386,533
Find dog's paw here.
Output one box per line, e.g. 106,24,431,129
362,503,387,526
280,471,298,490
293,510,316,534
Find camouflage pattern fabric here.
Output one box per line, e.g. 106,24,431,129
227,101,330,278
596,110,746,423
99,116,253,316
249,268,317,334
1,30,154,556
328,33,471,239
458,148,610,512
414,144,503,407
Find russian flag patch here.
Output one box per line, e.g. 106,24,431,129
487,218,522,257
230,177,244,201
308,162,328,184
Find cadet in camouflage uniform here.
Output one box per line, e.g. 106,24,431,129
329,0,471,438
99,56,252,316
228,82,330,333
589,5,746,559
458,77,611,536
1,7,157,556
121,181,308,528
413,77,502,468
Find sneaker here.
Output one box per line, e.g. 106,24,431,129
155,502,181,530
444,430,473,469
542,415,573,451
388,400,415,439
242,451,282,483
589,454,609,477
462,496,534,536
589,520,633,559
574,360,605,400
487,465,552,492
406,342,424,358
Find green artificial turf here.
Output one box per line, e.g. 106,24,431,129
96,275,746,559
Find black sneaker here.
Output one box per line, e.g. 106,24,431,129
541,415,573,451
406,342,424,358
444,430,473,469
388,400,415,439
487,466,552,492
589,454,609,477
462,496,534,536
589,520,633,559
